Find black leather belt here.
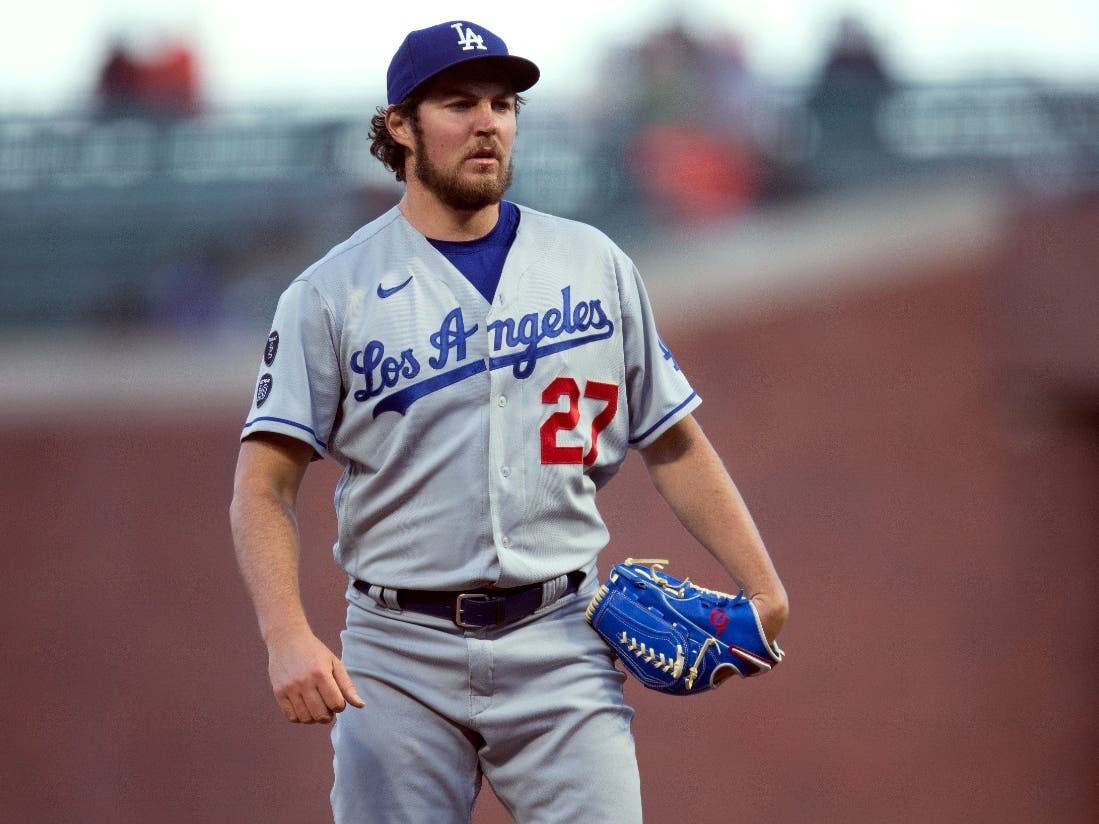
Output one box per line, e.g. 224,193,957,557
354,571,585,628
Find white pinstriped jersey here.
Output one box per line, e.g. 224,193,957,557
241,204,700,589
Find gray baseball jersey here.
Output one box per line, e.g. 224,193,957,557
241,203,700,590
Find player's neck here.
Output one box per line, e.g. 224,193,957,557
398,188,500,242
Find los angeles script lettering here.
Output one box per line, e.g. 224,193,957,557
349,287,614,409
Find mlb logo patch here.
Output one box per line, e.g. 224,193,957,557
256,374,273,407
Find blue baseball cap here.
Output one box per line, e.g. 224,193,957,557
386,21,540,105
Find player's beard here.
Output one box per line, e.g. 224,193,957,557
411,128,513,212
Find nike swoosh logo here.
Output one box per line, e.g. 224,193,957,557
377,276,413,298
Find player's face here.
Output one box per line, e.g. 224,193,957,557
408,72,517,211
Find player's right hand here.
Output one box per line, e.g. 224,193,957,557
264,627,365,724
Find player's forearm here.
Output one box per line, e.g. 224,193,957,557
641,417,788,636
229,488,312,642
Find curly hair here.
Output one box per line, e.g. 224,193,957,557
368,98,420,183
368,93,526,183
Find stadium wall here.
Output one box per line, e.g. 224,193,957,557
2,184,1096,823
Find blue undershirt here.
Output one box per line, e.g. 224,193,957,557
426,201,520,304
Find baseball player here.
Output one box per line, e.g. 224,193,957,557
229,19,788,824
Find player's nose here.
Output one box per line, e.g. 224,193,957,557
470,100,498,133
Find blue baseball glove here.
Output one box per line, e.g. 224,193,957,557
585,558,784,695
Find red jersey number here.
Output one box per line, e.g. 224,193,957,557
540,378,619,466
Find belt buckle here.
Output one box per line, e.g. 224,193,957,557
455,593,497,628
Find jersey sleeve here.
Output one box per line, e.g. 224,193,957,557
619,261,702,450
240,278,342,457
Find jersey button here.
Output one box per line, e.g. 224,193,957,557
500,466,511,478
501,536,511,548
497,395,507,407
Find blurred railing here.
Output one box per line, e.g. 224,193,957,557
0,112,384,190
1,80,1096,330
879,81,1099,183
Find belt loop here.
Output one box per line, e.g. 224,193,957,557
540,573,569,610
361,582,403,612
362,583,383,605
379,586,402,611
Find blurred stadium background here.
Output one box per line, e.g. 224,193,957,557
2,3,1097,822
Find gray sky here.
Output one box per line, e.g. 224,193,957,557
2,0,1098,111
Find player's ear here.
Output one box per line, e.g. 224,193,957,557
385,106,416,151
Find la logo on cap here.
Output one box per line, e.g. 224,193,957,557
385,20,540,104
452,23,488,52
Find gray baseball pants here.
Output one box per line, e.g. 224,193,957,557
330,571,643,823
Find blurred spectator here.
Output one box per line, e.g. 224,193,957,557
805,14,895,187
139,37,202,119
703,31,760,136
95,38,144,119
628,124,758,224
617,21,764,227
94,34,203,121
633,21,708,126
700,29,767,210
